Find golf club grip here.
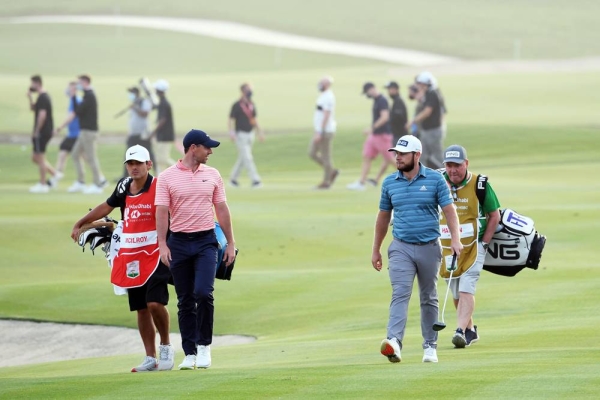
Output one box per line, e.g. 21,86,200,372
451,253,457,269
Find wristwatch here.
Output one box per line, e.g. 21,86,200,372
482,242,489,251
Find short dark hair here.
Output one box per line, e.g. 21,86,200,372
31,75,42,85
184,146,191,154
240,82,249,92
78,74,91,84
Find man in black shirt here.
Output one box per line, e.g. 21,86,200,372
347,82,396,191
228,83,264,188
384,81,408,146
60,74,107,194
70,145,174,372
27,75,58,194
406,72,444,169
151,80,176,174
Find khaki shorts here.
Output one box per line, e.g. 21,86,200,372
447,242,486,299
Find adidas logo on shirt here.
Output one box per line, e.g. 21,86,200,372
420,185,428,191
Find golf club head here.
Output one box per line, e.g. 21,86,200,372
432,322,446,332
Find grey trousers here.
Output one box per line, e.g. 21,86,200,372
308,132,334,184
71,129,104,185
420,127,444,169
231,130,261,182
387,238,442,348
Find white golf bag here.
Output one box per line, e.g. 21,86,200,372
483,209,547,277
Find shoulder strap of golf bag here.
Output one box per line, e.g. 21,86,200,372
476,174,488,208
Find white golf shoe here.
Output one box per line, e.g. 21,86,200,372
157,344,175,371
346,181,366,191
29,183,50,193
422,346,438,363
67,181,87,193
49,171,64,187
83,184,104,194
178,354,196,370
131,356,158,372
380,338,401,363
196,345,211,369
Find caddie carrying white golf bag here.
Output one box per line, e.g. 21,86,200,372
482,209,547,277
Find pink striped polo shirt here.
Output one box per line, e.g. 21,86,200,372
155,160,226,233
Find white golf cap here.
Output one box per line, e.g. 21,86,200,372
153,79,169,92
124,145,151,164
415,71,437,87
388,135,422,153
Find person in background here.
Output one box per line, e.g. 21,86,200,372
122,87,155,179
228,83,264,188
61,74,108,194
385,81,408,146
51,81,82,187
406,72,445,168
309,76,339,189
347,82,395,191
151,79,176,174
27,74,57,193
407,84,423,139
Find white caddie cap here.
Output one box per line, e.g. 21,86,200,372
153,79,169,92
124,145,151,164
388,135,423,153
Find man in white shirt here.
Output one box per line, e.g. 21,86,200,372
309,76,339,189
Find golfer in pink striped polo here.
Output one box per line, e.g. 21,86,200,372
155,129,236,371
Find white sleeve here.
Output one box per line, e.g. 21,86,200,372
317,92,330,111
142,99,152,112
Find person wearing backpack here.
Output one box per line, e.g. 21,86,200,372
439,145,501,348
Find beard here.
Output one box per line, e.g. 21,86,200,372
397,154,416,172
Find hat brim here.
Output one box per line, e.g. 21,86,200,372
388,146,420,153
203,139,221,148
123,157,150,164
443,158,466,164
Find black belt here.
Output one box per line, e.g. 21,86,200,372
171,229,214,239
398,238,438,246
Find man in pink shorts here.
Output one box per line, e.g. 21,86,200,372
347,82,396,191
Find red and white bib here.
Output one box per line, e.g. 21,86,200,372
111,179,160,288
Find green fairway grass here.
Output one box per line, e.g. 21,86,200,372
1,124,599,399
2,0,600,59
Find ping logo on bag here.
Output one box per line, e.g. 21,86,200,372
487,242,521,261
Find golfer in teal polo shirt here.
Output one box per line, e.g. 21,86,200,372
372,135,463,364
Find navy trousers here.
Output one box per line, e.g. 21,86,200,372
168,230,218,356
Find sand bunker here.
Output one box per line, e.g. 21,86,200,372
1,319,255,368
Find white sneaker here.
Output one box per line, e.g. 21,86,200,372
423,346,438,363
178,354,196,370
157,344,175,371
50,171,64,187
83,184,104,194
380,338,401,363
346,181,366,191
67,181,87,193
196,345,211,369
131,356,158,372
29,183,50,193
